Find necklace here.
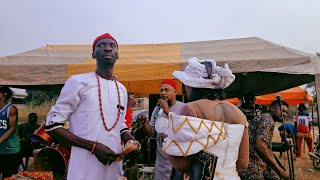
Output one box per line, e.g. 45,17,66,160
96,72,121,131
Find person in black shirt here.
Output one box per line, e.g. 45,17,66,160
18,112,40,169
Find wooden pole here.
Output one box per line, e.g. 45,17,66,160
312,103,315,141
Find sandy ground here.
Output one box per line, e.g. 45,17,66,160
272,122,320,180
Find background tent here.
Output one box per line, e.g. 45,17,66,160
227,87,313,105
0,37,318,97
255,87,313,105
10,87,28,99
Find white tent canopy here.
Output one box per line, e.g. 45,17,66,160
10,87,28,99
0,37,318,97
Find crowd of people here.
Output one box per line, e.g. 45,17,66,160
0,32,318,180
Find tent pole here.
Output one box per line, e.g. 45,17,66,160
312,103,315,141
314,74,320,136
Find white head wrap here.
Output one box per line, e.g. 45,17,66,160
172,57,235,89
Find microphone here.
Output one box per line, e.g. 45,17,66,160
276,94,282,101
154,96,166,119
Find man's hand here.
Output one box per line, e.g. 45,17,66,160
137,114,153,137
280,170,290,180
137,114,148,125
160,133,168,139
93,142,117,165
158,99,170,115
127,96,136,109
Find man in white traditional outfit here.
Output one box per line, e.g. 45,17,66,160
165,57,249,180
45,33,140,180
138,79,185,180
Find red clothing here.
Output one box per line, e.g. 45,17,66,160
297,131,313,155
125,108,133,128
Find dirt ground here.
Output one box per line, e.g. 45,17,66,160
272,122,320,180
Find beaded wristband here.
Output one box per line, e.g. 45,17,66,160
91,141,98,154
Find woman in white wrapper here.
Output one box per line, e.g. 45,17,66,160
164,57,249,180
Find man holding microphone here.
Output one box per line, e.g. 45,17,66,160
138,79,185,180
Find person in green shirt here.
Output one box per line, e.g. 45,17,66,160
0,86,20,178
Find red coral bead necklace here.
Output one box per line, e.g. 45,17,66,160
95,72,121,131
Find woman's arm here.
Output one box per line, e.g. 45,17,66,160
236,126,249,171
236,113,249,171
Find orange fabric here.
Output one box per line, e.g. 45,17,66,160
226,87,313,105
226,98,239,105
255,87,313,105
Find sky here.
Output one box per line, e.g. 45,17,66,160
0,0,319,57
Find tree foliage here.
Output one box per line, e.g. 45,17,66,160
24,90,59,107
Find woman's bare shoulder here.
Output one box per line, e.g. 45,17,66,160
215,101,247,125
180,104,191,116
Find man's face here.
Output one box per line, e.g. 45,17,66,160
160,84,176,105
0,92,6,101
92,38,118,67
271,104,288,122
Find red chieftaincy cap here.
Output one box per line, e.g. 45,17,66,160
92,33,118,51
161,79,177,90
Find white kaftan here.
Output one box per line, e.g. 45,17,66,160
45,72,128,180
